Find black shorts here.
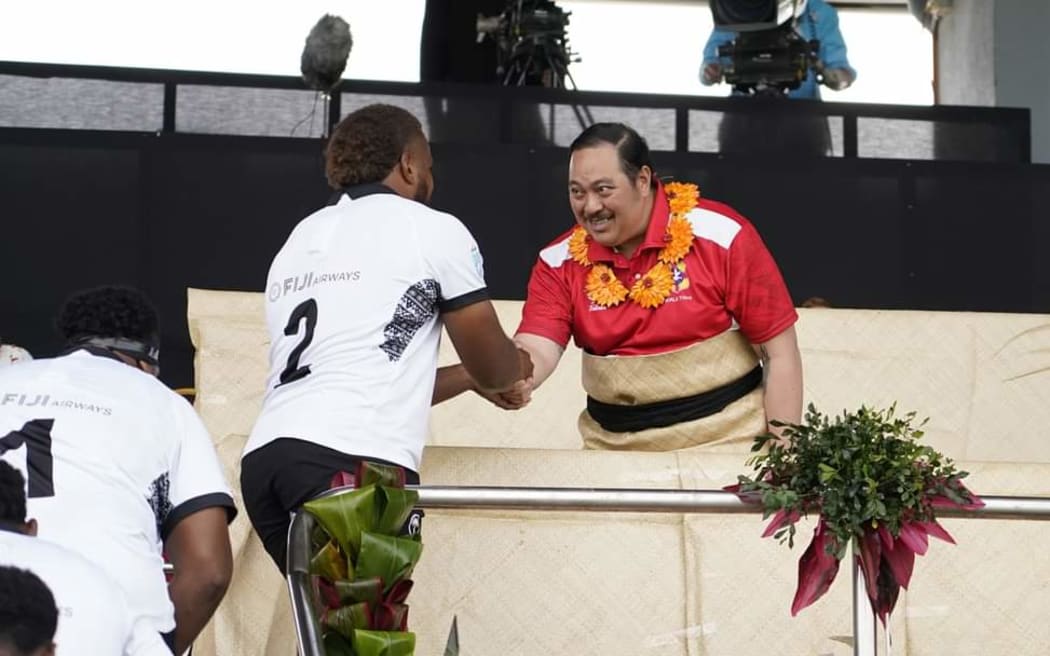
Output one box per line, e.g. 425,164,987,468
240,438,422,575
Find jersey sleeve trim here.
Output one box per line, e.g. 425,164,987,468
686,208,743,249
438,287,490,312
161,493,238,541
539,238,572,268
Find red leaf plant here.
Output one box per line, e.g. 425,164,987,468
726,405,983,623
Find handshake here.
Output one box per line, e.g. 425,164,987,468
475,346,536,411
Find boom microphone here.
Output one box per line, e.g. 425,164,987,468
300,14,353,93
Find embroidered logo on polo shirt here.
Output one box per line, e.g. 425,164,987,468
672,262,690,292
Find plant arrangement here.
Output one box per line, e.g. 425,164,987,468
303,462,423,655
726,404,984,621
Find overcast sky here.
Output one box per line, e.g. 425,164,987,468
0,1,932,105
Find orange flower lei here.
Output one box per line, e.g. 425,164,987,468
570,182,699,309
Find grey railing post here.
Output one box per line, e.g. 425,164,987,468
287,510,325,656
852,552,878,656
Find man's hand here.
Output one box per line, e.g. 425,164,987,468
701,62,723,86
516,346,534,382
820,66,854,91
473,347,534,410
475,377,533,410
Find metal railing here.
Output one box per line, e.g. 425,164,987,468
286,486,1050,656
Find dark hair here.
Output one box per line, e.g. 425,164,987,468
56,286,159,344
0,463,26,526
0,566,58,655
569,123,656,187
325,104,424,189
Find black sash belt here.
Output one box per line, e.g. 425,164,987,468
586,365,763,433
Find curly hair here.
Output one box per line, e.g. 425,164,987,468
56,286,159,344
0,462,26,525
325,104,423,189
0,566,58,654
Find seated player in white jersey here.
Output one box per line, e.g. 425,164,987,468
0,462,170,655
242,103,532,573
0,287,237,655
0,565,56,656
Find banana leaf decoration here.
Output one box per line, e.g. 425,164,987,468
334,578,383,606
357,461,407,488
322,604,365,640
324,632,355,656
376,487,420,537
303,462,422,654
352,629,415,656
304,485,380,558
373,602,409,632
311,540,351,582
355,533,423,594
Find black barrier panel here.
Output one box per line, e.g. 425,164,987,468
140,136,331,386
429,143,538,297
2,128,1049,390
0,138,143,357
650,154,906,309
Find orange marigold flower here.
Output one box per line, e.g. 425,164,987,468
629,263,674,309
568,227,591,266
665,182,700,217
658,216,694,264
586,264,628,307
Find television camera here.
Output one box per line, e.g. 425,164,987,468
476,0,580,89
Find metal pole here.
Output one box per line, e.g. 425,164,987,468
405,487,1050,521
287,511,325,656
409,486,758,514
852,551,878,656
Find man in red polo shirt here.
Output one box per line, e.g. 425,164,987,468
509,122,803,450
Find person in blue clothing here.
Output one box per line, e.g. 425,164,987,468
700,0,856,99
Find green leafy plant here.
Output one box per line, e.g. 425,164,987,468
727,404,983,621
303,461,423,655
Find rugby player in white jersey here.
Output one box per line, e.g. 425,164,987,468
0,287,236,654
242,103,532,573
0,565,57,656
0,462,169,655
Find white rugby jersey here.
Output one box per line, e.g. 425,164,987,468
0,532,171,656
0,349,236,635
245,185,489,471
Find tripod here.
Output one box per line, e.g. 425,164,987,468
500,33,595,140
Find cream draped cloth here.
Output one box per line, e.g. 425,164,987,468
578,330,766,452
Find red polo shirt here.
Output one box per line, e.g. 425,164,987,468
517,184,797,356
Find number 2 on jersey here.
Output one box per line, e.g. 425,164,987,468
278,298,318,387
0,419,55,498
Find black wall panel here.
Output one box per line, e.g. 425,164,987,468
2,131,1048,389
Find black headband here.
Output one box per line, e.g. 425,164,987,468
74,336,160,366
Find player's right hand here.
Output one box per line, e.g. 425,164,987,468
516,347,534,382
477,378,533,411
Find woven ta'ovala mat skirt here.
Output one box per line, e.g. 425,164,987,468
579,330,766,452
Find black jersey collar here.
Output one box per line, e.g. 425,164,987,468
327,183,398,206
